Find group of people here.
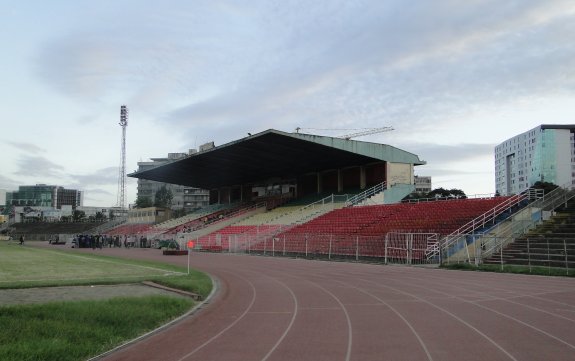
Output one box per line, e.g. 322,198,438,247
72,234,150,249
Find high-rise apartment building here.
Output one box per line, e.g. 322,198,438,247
494,124,575,196
136,152,209,211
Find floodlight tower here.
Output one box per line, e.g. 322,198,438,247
116,105,128,209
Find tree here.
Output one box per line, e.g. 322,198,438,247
532,181,558,194
154,186,173,208
72,210,86,222
404,187,467,201
172,208,187,218
427,187,467,199
134,196,153,208
95,211,106,221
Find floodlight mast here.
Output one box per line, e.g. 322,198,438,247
116,105,128,209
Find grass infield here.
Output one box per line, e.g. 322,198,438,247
0,242,212,360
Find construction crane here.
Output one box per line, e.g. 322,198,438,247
294,126,394,140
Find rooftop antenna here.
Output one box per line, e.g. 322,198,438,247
116,105,128,209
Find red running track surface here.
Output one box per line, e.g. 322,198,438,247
71,248,575,361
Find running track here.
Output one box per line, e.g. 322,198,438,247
80,248,575,361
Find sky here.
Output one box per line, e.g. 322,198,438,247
1,0,574,207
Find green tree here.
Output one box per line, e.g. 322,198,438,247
154,186,173,208
532,181,558,194
404,187,467,201
95,211,106,221
134,196,153,208
428,187,467,199
72,210,86,222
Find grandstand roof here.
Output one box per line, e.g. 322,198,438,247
128,129,426,189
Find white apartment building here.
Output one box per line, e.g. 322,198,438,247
414,175,432,193
495,124,575,196
136,152,210,211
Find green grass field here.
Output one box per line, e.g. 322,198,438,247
0,242,184,288
0,242,212,361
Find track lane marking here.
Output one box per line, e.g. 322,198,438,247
356,277,519,361
334,279,434,361
176,271,257,361
306,280,353,361
260,277,299,361
369,274,575,352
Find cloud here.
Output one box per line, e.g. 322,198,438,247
69,167,118,187
403,143,495,164
14,155,66,178
161,0,575,146
0,174,20,191
4,141,45,154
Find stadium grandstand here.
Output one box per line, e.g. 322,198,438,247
6,129,575,268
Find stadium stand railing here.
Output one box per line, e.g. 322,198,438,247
189,195,518,267
432,192,534,262
473,185,575,265
190,194,348,252
344,182,386,207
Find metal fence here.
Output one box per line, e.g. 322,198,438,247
184,232,441,266
475,235,574,275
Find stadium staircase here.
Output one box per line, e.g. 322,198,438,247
345,182,386,206
481,189,575,268
430,193,532,262
439,185,575,264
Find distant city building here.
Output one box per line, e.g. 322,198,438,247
136,152,210,212
495,124,575,196
6,184,83,209
414,176,432,193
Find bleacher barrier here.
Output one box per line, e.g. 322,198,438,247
188,232,441,266
476,235,574,275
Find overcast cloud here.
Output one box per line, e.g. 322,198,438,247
1,0,574,206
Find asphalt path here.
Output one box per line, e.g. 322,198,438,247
68,247,575,361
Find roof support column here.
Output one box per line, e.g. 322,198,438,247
337,169,343,193
317,172,323,194
360,166,366,190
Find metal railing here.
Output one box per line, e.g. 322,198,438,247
188,232,440,266
478,185,575,261
440,184,575,264
476,235,575,276
345,182,386,207
434,191,535,261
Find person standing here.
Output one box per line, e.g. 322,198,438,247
19,235,24,245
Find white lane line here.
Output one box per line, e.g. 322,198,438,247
471,299,575,350
377,275,575,352
380,271,575,324
404,270,575,311
358,278,519,361
335,280,434,361
473,296,575,323
260,277,299,361
177,271,257,361
307,280,353,361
